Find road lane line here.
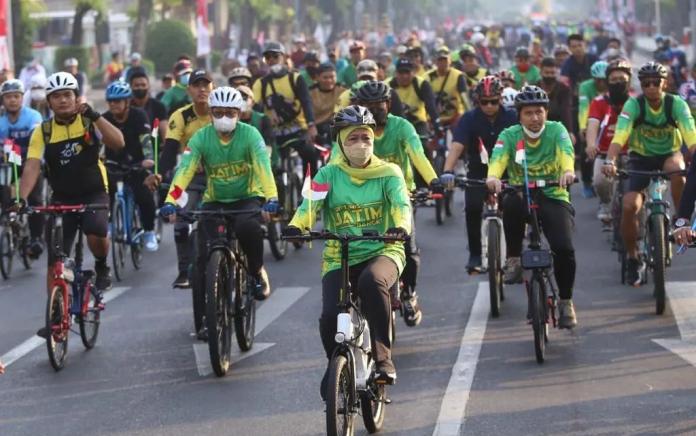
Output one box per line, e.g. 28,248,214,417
432,281,489,436
0,286,132,369
653,281,696,366
193,286,310,376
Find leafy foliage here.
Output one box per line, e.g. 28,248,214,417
145,19,195,73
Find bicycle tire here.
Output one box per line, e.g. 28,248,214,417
529,276,546,364
79,275,101,349
130,205,143,270
487,220,502,318
46,285,68,371
435,197,444,225
190,229,205,335
434,153,446,226
111,200,126,281
205,249,232,376
267,218,288,260
20,235,32,270
360,382,386,434
649,214,666,315
234,257,256,351
0,228,13,279
326,354,355,436
444,190,453,217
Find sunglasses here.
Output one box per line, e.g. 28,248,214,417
479,99,500,106
211,108,239,119
641,79,662,88
264,53,280,60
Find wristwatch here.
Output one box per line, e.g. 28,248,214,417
674,217,690,228
603,159,616,166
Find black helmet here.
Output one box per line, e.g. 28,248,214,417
638,61,668,80
353,81,391,104
263,41,286,56
514,85,549,109
514,47,530,58
606,59,633,77
331,105,376,140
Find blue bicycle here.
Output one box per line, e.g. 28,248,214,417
105,160,149,281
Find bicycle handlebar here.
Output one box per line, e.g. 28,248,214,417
28,203,109,214
617,169,687,179
104,160,150,175
281,230,408,243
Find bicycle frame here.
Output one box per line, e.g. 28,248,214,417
115,180,145,247
480,192,506,272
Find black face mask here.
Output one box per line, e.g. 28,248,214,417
542,76,556,85
608,82,629,105
306,66,319,77
371,107,388,125
132,89,148,99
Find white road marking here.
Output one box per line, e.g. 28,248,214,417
0,286,132,368
193,286,310,376
653,281,696,367
432,281,490,436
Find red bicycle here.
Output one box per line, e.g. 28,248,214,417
30,203,108,371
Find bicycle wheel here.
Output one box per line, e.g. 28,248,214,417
326,354,355,436
20,234,32,270
205,249,233,376
190,229,205,335
360,381,386,433
0,228,13,279
649,214,666,315
266,217,288,260
234,259,256,351
434,154,446,225
444,189,453,217
79,275,101,349
130,205,143,270
111,200,126,281
529,276,546,364
46,285,68,371
487,220,503,318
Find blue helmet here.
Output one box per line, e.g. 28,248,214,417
105,81,132,101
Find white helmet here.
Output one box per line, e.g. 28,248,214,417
1,79,24,95
46,72,78,96
208,86,244,109
30,74,48,89
470,32,486,46
501,87,519,109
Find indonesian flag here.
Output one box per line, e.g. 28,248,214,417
4,139,20,166
478,138,488,164
151,118,159,138
183,146,192,156
3,138,11,154
514,139,526,164
196,0,211,57
301,167,329,200
169,185,189,207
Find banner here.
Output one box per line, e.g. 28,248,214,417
196,0,211,57
0,0,10,71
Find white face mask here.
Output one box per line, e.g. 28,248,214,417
213,116,238,134
269,64,285,74
240,100,250,113
343,141,373,167
523,124,545,139
31,89,46,101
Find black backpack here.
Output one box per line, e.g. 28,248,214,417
261,72,301,124
634,93,677,129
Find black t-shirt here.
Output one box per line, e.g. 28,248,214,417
134,97,167,128
561,53,598,94
103,107,151,164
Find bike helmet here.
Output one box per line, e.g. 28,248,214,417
228,67,252,81
496,69,515,83
353,80,391,104
590,60,608,79
1,79,24,95
470,32,486,46
263,41,286,56
606,59,632,77
553,44,571,56
46,72,79,96
514,47,530,59
105,81,132,101
208,86,244,109
514,85,549,109
475,76,503,99
459,44,477,59
638,61,668,80
331,105,376,140
501,87,519,109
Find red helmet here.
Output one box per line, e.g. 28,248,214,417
475,75,503,99
496,69,514,83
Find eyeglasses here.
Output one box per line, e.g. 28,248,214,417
641,79,662,88
211,108,239,119
479,99,500,106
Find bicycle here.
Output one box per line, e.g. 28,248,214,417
428,133,453,225
617,169,685,315
29,203,108,371
283,230,406,436
178,208,259,377
456,176,506,317
0,162,34,279
271,136,305,258
105,160,151,281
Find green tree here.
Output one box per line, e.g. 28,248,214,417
11,0,45,69
71,0,106,46
145,19,195,73
132,0,154,54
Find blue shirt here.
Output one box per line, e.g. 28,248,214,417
0,106,43,154
453,106,518,164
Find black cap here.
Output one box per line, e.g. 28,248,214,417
189,69,212,85
396,58,414,72
304,51,320,63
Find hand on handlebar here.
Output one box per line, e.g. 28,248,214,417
159,203,177,223
673,225,695,247
440,171,456,189
602,160,617,177
486,176,502,194
559,170,576,189
144,174,162,192
281,225,303,241
429,179,445,196
385,227,408,243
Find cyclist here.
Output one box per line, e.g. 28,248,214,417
309,62,346,147
284,105,411,395
553,44,571,69
337,41,366,87
510,47,541,89
227,67,253,88
129,69,168,141
497,70,516,90
426,46,471,129
441,76,518,275
0,79,45,258
602,62,696,286
24,74,51,120
236,85,275,160
18,72,125,303
145,69,214,288
537,57,573,134
160,87,278,301
335,61,404,116
501,87,519,110
253,41,319,177
349,80,441,326
102,81,159,252
299,51,321,88
487,85,578,329
161,59,193,116
406,46,429,78
673,152,696,245
578,61,609,139
585,59,632,222
458,45,488,90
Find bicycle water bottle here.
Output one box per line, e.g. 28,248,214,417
335,312,353,343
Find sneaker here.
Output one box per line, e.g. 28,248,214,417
402,291,422,326
466,255,482,274
582,183,596,199
558,299,577,329
375,359,397,385
597,204,611,222
95,264,112,291
253,267,271,301
503,257,523,284
172,271,190,289
143,231,159,252
27,238,44,259
626,257,646,287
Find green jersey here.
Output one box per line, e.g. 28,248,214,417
578,79,599,130
330,114,438,190
338,62,358,87
488,121,575,202
511,65,541,90
289,157,411,276
300,69,316,88
613,94,696,156
165,123,278,204
160,83,191,115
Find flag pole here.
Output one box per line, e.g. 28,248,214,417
306,167,312,249
153,118,160,175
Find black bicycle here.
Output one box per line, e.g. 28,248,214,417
283,230,406,435
272,137,305,257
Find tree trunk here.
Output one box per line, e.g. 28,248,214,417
238,0,255,51
132,0,154,54
71,4,91,46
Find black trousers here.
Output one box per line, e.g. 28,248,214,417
320,256,398,364
276,130,318,178
464,163,488,257
401,210,419,293
1,173,45,240
503,192,576,299
174,174,205,274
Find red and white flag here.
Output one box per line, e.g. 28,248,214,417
301,168,329,200
196,0,211,57
514,139,526,164
151,118,160,138
3,139,20,166
478,138,488,164
168,185,189,208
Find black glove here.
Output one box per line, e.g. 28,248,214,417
429,178,445,195
385,227,407,240
80,103,101,122
282,226,303,238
